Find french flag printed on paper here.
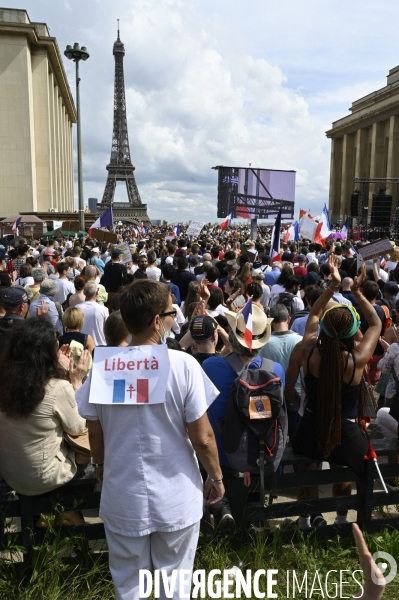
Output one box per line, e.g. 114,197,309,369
239,297,253,352
112,379,149,403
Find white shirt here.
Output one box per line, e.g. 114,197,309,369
306,252,318,265
53,278,76,304
75,301,109,346
146,265,162,281
165,256,174,265
16,276,34,287
77,350,219,536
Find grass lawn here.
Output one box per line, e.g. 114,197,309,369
0,525,398,599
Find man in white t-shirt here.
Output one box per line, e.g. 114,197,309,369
77,279,223,599
145,250,161,281
53,263,75,305
75,282,109,346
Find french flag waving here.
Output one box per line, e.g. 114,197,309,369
12,217,21,233
172,223,181,237
220,213,232,231
88,206,113,238
239,297,253,352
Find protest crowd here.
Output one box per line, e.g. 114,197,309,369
0,219,395,600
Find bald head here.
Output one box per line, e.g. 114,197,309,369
202,253,212,262
85,265,97,280
341,277,353,291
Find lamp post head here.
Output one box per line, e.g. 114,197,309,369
64,44,90,62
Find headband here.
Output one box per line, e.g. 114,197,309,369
320,304,361,340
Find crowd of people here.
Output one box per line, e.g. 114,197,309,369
0,226,395,600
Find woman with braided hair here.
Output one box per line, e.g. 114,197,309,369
292,257,381,529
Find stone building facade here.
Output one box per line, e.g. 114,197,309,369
0,8,76,216
326,66,399,223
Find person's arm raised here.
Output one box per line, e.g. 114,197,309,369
303,254,341,344
351,266,382,370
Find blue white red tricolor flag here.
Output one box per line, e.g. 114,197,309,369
139,223,148,234
341,217,350,239
284,221,299,242
172,223,181,237
239,297,253,352
220,213,232,230
270,208,282,262
112,379,149,403
12,217,21,233
314,204,332,245
88,206,113,238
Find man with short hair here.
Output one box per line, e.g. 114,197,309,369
54,263,75,305
294,254,307,278
0,286,29,346
85,265,108,306
189,315,219,364
102,249,127,306
260,304,302,442
251,269,271,310
90,248,106,275
133,255,148,280
160,264,181,304
272,275,304,314
164,244,176,265
172,256,197,301
145,251,161,281
76,282,109,346
194,253,212,276
30,279,63,334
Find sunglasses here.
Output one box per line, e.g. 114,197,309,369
147,309,178,327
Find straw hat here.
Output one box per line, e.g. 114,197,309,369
225,304,273,350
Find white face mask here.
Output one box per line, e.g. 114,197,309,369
125,334,132,344
158,319,169,345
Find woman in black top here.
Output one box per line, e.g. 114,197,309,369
293,257,381,527
59,307,96,354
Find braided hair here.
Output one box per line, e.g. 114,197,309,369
316,307,364,457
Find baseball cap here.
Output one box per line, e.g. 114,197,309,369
297,254,306,261
92,247,100,253
190,315,218,341
282,251,293,262
43,249,55,256
1,285,28,306
384,282,399,294
73,246,82,254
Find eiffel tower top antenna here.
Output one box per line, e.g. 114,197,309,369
117,19,120,41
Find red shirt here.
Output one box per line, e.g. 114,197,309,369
294,266,307,277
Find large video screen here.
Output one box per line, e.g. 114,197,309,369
216,166,295,219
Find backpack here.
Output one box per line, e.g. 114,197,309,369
62,292,73,312
221,353,287,502
377,298,397,324
379,303,393,334
277,292,295,315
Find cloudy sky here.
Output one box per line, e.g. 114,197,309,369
6,0,399,223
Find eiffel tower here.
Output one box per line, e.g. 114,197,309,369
98,24,150,224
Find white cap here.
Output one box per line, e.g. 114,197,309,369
65,241,73,248
92,247,100,253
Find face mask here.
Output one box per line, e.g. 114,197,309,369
158,320,169,345
126,334,132,344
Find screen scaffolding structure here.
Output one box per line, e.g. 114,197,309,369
213,166,295,220
354,178,399,241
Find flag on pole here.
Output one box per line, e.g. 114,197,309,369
341,217,350,239
270,208,282,261
239,297,253,352
88,206,113,238
172,223,181,237
314,205,332,244
132,227,139,238
220,213,232,231
12,217,21,233
284,221,299,242
299,209,307,221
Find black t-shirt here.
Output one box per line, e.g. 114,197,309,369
341,257,357,279
133,270,148,280
0,272,11,287
103,262,127,292
193,352,217,365
359,303,386,355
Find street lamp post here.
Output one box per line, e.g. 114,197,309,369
64,43,90,232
